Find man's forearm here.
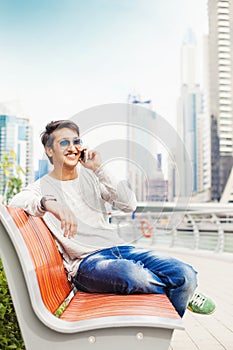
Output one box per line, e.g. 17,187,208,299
9,188,45,217
95,166,137,212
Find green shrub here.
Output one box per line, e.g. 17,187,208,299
0,258,25,350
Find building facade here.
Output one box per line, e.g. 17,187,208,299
208,0,233,199
34,158,50,180
177,29,210,198
0,115,33,197
127,95,167,202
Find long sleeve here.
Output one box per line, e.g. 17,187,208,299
94,166,137,213
9,180,45,216
9,170,136,279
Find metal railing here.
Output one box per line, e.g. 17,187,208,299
111,209,233,254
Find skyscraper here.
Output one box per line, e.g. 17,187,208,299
208,0,233,199
127,95,163,202
34,158,50,180
0,115,33,196
177,29,209,198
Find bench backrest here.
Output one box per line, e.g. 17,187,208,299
7,207,72,314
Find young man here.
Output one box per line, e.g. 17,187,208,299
10,120,215,317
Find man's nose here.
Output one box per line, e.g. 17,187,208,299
67,142,76,150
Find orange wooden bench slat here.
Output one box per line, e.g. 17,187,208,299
60,292,180,322
7,207,71,314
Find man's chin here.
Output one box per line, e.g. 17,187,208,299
64,158,79,167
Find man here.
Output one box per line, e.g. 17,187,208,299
10,120,215,317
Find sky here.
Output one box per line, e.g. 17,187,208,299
0,0,208,166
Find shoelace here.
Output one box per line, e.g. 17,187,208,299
190,293,206,308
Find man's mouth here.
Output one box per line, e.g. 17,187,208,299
65,152,78,159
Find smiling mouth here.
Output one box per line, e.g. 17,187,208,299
65,152,78,159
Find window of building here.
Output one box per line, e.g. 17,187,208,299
218,14,230,20
18,126,27,141
218,32,230,39
218,1,229,8
218,52,231,59
218,26,230,33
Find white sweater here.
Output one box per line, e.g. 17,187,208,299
10,165,137,280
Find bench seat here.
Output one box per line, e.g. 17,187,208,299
0,204,184,349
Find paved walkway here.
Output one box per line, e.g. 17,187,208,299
147,247,233,350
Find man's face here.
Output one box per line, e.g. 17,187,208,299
46,128,83,169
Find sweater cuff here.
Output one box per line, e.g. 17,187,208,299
94,165,113,182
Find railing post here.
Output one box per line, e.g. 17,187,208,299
187,214,199,250
170,228,177,248
212,214,224,253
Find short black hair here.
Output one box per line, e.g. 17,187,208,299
41,120,80,147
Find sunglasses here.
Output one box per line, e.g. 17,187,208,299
59,138,83,147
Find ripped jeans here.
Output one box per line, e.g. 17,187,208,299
74,246,197,317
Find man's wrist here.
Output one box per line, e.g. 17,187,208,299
40,195,57,211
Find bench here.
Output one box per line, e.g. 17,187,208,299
0,204,184,350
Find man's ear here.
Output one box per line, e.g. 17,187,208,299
45,146,53,158
44,146,54,165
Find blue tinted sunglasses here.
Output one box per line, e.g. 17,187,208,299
59,138,83,147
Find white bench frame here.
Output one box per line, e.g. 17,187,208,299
0,204,184,350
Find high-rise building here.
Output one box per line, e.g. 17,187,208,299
34,158,50,180
0,115,33,196
211,115,221,200
146,154,168,202
167,151,177,201
208,0,233,199
202,35,212,197
127,94,161,201
177,30,210,198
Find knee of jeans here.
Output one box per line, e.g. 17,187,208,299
183,265,198,292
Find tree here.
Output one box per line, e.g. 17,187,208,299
0,149,26,348
0,150,25,204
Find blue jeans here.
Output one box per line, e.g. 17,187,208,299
74,246,197,317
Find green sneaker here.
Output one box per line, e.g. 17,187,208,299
187,291,216,315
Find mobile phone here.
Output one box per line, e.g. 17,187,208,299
80,149,88,163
